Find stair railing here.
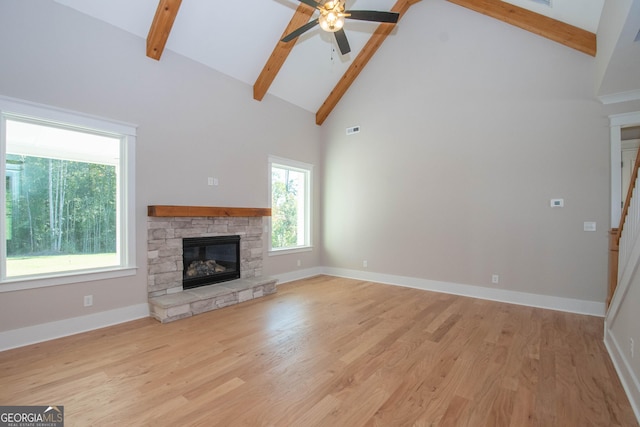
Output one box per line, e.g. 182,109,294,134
609,149,640,308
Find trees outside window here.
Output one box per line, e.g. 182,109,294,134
5,154,116,257
269,157,311,252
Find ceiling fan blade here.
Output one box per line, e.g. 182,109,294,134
296,0,322,9
345,10,399,23
334,29,351,55
281,18,320,42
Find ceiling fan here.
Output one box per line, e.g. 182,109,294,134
281,0,400,55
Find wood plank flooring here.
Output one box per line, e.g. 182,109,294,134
0,276,637,426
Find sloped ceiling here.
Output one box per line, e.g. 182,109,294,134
597,0,640,98
53,0,608,121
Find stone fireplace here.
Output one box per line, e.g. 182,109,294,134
147,206,277,322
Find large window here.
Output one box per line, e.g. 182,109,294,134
269,156,312,252
1,97,136,289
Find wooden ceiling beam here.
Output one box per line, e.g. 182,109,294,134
146,0,183,60
253,3,317,101
315,0,421,126
446,0,596,56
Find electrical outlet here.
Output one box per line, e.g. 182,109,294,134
83,295,93,307
631,338,635,358
363,260,368,268
296,259,301,267
492,274,499,284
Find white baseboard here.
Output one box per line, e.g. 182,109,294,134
604,323,640,424
321,267,606,317
272,267,324,285
0,303,149,352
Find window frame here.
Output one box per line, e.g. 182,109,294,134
268,155,313,255
0,96,137,292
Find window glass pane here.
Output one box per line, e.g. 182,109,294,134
271,164,308,249
4,118,120,278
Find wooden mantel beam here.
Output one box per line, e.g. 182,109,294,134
148,205,271,217
253,3,317,101
315,0,421,125
446,0,596,56
146,0,183,60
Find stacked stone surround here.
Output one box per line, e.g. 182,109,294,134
147,215,276,322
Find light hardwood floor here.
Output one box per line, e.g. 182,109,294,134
0,276,637,426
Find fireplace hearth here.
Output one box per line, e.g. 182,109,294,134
182,235,240,289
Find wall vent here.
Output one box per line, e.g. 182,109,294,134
346,126,360,135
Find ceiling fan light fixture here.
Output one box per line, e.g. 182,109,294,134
280,0,398,56
319,11,345,32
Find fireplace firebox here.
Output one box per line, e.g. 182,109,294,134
182,235,240,290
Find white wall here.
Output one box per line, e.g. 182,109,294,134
595,0,633,95
0,1,322,334
321,1,610,305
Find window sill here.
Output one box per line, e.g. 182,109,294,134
268,246,313,256
0,266,138,292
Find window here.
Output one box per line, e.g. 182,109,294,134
269,156,312,252
0,97,136,289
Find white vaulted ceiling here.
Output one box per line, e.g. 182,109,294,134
51,0,614,116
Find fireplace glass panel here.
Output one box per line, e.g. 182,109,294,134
182,235,240,289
